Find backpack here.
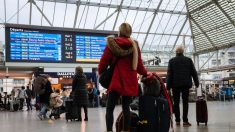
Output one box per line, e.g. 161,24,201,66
33,76,47,95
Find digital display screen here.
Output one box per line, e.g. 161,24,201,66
10,31,61,61
76,35,106,62
5,25,116,63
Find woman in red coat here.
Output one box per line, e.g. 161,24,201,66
98,23,147,132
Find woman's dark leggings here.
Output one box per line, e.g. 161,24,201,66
106,91,131,131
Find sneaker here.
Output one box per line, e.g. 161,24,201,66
37,114,43,120
176,122,180,126
183,122,192,127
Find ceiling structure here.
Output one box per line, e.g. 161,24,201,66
0,0,193,59
0,0,234,72
185,0,235,54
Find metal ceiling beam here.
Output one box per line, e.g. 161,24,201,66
141,50,193,55
32,0,53,26
136,1,152,39
184,0,197,53
170,17,188,52
199,52,215,70
63,0,68,27
213,0,235,27
94,9,118,30
40,0,45,26
17,0,19,24
112,0,124,30
36,0,187,15
4,0,6,23
141,0,163,50
195,43,235,55
190,15,216,49
133,32,192,37
73,0,81,28
29,0,33,25
194,22,231,36
93,0,101,29
52,0,56,25
189,1,213,14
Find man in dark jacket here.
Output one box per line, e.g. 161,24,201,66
38,76,53,120
25,86,33,111
166,45,199,127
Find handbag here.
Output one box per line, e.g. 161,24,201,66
99,58,119,89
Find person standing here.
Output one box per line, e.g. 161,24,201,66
38,76,53,120
18,86,27,110
71,66,89,121
25,86,33,111
166,45,199,127
98,23,147,132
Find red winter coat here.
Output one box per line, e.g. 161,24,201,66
98,37,147,96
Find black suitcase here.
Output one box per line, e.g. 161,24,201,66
13,103,19,111
115,111,139,132
138,96,158,132
65,100,79,121
138,95,170,132
196,98,208,126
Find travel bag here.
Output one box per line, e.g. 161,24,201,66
115,111,139,132
138,95,170,132
196,98,208,126
65,99,79,121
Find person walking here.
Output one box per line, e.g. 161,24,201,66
18,86,27,110
166,45,199,127
71,66,89,121
98,23,147,132
25,86,33,111
37,75,53,120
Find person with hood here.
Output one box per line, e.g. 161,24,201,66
71,66,89,121
166,45,199,127
37,75,53,120
98,23,148,132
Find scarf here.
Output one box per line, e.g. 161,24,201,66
107,36,138,70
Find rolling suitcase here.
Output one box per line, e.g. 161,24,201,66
115,111,139,132
196,84,208,126
65,99,79,122
138,95,170,132
196,98,208,126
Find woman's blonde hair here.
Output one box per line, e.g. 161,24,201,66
75,66,83,74
119,23,132,38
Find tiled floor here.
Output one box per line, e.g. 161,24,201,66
0,101,235,132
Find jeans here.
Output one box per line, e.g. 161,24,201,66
19,98,24,110
106,91,131,131
26,98,32,110
39,103,49,117
78,105,88,119
172,87,189,122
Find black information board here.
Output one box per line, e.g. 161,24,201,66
5,24,116,63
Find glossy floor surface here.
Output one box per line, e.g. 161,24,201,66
0,101,235,132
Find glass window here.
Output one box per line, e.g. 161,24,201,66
228,59,235,65
228,52,235,57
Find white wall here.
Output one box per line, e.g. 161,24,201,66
44,67,93,73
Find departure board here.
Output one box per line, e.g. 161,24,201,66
5,24,117,63
10,31,61,61
76,35,106,62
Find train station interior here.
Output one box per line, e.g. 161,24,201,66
0,0,235,132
